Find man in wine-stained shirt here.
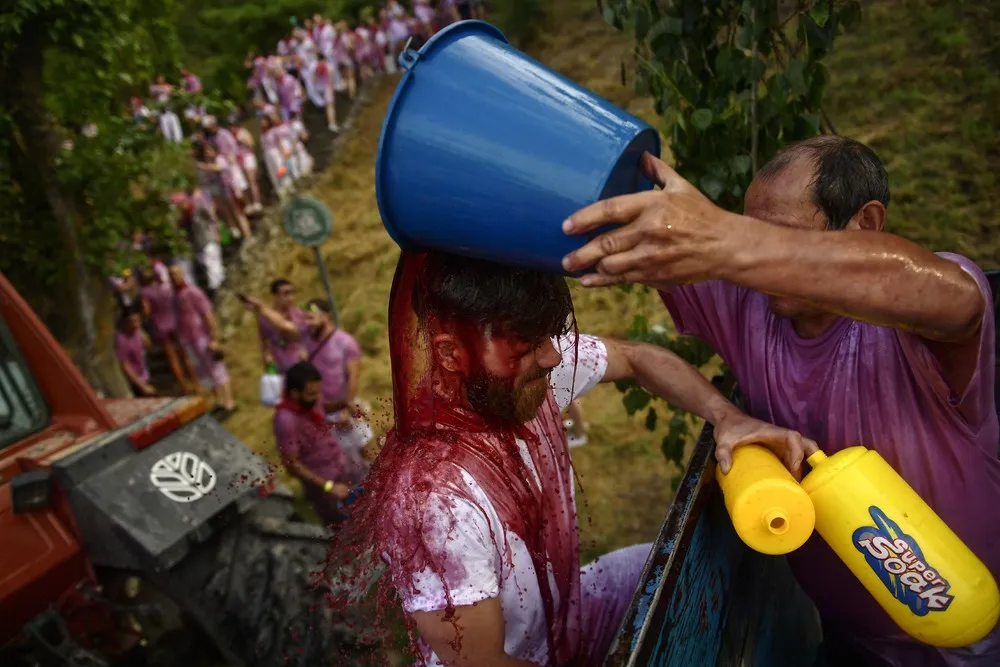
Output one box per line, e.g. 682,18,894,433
561,136,1000,666
351,251,817,667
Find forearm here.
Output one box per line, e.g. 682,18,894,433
625,343,740,426
120,362,147,389
345,361,361,402
257,305,299,337
287,458,328,488
323,397,348,413
725,217,983,341
203,313,218,340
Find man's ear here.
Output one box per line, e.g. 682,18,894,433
432,333,467,374
849,200,887,232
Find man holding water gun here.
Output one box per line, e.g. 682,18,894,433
561,135,1000,666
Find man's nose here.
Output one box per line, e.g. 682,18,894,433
535,339,562,370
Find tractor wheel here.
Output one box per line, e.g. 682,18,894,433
148,493,380,667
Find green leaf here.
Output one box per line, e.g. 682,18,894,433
662,426,686,466
700,174,725,201
786,58,808,96
730,155,752,176
622,388,652,415
691,108,713,130
633,6,651,40
649,15,684,38
840,1,863,31
72,33,84,49
645,407,658,431
796,112,822,137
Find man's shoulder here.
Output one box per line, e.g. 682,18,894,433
937,252,991,289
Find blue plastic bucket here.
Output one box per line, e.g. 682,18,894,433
375,21,661,275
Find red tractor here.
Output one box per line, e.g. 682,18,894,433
0,272,370,666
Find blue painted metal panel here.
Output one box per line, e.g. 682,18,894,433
605,379,823,666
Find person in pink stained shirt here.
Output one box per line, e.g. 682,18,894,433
562,136,1000,667
333,20,357,100
179,67,202,94
412,0,435,39
300,298,375,455
353,22,375,82
137,265,200,394
115,305,155,397
258,112,294,199
366,16,386,72
273,362,366,526
317,15,336,61
241,279,310,373
231,123,263,214
311,52,339,132
276,65,303,123
168,263,236,416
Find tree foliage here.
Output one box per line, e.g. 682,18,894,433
0,0,191,302
600,0,861,470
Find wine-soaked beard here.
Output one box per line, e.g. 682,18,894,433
466,363,550,424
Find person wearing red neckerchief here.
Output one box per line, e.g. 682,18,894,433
274,361,367,526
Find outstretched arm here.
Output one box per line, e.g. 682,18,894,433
243,296,301,339
600,337,818,477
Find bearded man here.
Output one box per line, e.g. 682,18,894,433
354,251,817,667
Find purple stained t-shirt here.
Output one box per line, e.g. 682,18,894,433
661,252,1000,665
259,307,308,372
307,329,361,406
273,406,363,484
175,284,213,344
211,128,239,160
139,282,177,339
114,329,149,384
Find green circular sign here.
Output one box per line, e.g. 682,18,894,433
283,196,333,247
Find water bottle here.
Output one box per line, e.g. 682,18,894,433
716,444,816,555
802,446,1000,647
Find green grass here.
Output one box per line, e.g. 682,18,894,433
822,0,1000,266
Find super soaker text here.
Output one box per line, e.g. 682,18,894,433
852,506,955,616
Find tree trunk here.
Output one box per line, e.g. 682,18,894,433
7,19,130,398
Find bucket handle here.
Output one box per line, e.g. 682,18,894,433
398,37,419,71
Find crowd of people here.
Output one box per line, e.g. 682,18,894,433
109,2,479,417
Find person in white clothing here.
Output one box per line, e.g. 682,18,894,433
345,252,818,667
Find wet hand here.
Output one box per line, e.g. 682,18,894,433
713,411,819,480
561,152,739,289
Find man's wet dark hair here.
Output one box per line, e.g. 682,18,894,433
271,278,292,294
418,252,574,343
756,135,890,231
284,361,322,392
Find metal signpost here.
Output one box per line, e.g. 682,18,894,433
282,195,339,326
